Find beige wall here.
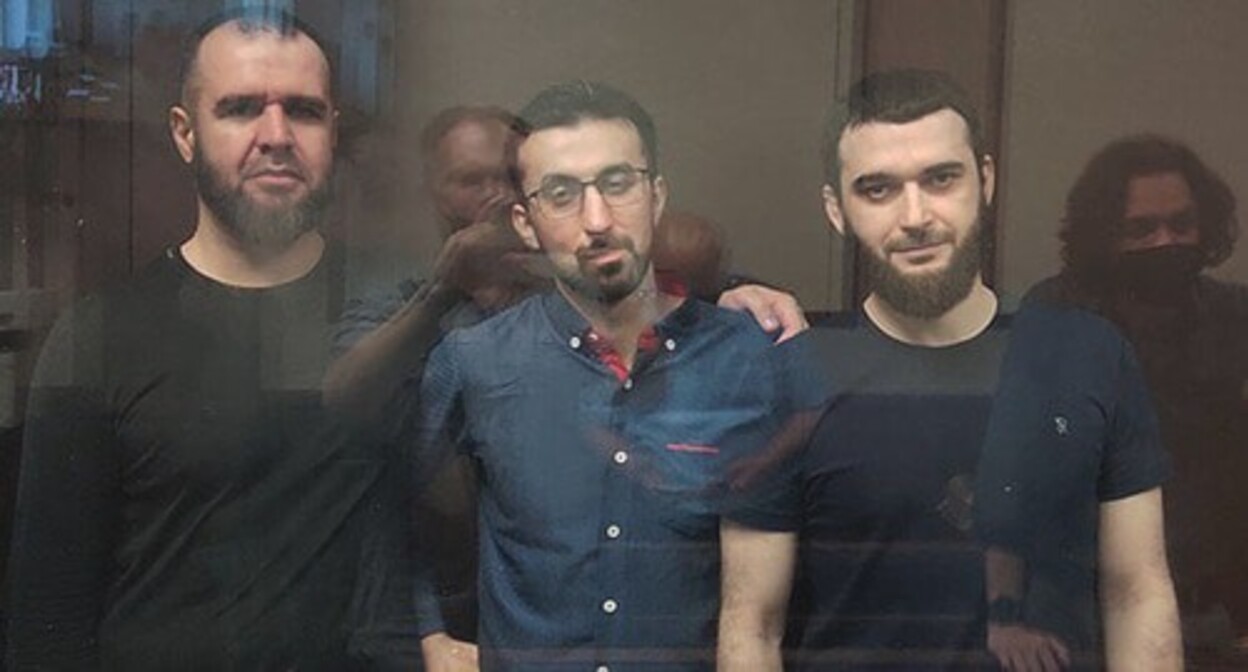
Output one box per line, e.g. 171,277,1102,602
999,0,1248,298
387,0,850,309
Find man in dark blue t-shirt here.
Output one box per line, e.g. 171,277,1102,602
717,70,1179,672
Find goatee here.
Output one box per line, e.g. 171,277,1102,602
862,208,985,319
193,147,331,250
560,234,648,305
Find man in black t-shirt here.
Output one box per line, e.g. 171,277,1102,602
717,70,1179,672
6,10,425,670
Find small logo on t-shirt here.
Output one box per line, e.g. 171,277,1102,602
1054,415,1070,436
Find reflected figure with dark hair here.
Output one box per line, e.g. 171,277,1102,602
1028,134,1248,657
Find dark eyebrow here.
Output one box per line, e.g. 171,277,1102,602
921,161,968,178
282,96,330,115
213,94,263,117
540,163,638,184
211,94,330,117
850,172,899,191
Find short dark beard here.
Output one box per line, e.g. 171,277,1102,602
559,235,649,306
861,206,985,319
193,145,331,249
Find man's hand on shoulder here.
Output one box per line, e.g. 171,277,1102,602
718,284,808,343
421,632,480,672
988,623,1071,672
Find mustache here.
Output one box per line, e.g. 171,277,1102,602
242,157,306,181
884,228,953,253
577,234,634,260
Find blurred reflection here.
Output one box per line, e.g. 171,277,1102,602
653,210,729,303
405,80,823,671
332,105,542,646
1026,135,1248,659
4,9,417,669
422,106,519,238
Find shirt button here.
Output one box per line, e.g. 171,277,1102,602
605,524,622,539
612,450,629,465
622,378,634,391
569,335,582,349
602,598,618,614
664,338,677,351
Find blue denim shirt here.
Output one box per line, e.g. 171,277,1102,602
412,290,822,671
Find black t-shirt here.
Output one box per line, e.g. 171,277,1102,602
975,297,1171,655
6,247,415,670
733,309,1013,671
1028,274,1248,633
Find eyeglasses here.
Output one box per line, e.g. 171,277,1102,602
525,165,651,219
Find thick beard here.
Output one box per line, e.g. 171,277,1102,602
193,147,331,250
862,207,985,319
558,235,649,306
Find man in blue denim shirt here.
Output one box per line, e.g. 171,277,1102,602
409,81,823,671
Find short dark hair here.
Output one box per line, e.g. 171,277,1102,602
822,69,986,192
177,6,333,108
420,105,522,169
511,81,659,190
1060,134,1238,282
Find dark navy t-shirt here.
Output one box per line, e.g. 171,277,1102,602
729,303,1168,670
974,298,1170,656
783,310,1011,670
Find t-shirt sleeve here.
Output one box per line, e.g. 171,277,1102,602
346,459,445,662
6,299,119,669
1098,337,1171,501
720,332,830,532
718,415,814,533
331,280,425,359
974,304,1171,553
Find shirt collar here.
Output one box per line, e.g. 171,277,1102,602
540,284,704,351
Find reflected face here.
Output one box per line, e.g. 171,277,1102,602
174,23,335,247
824,109,994,317
1116,172,1201,253
511,118,667,305
431,118,516,234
